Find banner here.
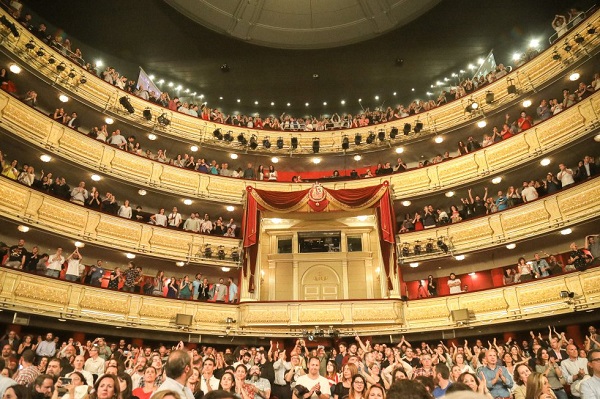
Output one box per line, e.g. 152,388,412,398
136,67,162,97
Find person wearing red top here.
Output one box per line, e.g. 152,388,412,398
500,123,513,140
517,111,533,131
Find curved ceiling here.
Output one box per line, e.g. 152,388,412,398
165,0,441,49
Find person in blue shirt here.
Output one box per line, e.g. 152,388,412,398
432,364,452,398
480,349,513,398
192,273,202,300
495,191,509,211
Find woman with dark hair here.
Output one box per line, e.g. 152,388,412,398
186,367,204,399
4,385,30,399
58,371,89,399
132,366,158,399
513,364,533,399
457,141,469,155
218,371,239,399
517,257,534,282
117,372,136,399
344,375,367,399
535,349,566,399
325,360,339,387
90,374,120,399
457,372,492,399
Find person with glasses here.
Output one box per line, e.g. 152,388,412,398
580,349,600,399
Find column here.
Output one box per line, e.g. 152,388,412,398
268,260,276,301
293,260,299,300
342,259,349,299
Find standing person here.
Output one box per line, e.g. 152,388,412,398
273,350,291,399
293,357,331,399
561,344,589,398
247,365,271,399
151,350,194,399
426,275,437,297
64,248,84,282
447,273,462,295
228,278,238,303
536,349,566,399
45,248,65,278
133,366,158,399
557,164,575,188
191,274,203,300
87,261,105,287
479,349,513,399
213,279,227,302
179,276,192,300
580,349,600,399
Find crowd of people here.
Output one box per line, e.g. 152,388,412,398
397,150,597,233
0,322,599,399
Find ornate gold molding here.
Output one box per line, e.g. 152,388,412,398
0,9,598,155
0,88,598,204
2,267,597,335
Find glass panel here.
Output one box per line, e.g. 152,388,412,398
347,236,362,252
298,231,341,253
277,237,293,253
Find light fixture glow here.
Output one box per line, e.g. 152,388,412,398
237,99,241,103
560,228,572,235
353,155,362,161
95,60,104,67
91,174,101,182
74,241,85,248
138,189,147,196
323,102,327,106
445,191,455,197
522,99,532,108
147,134,157,141
492,177,502,184
190,145,198,152
455,255,466,261
17,225,30,233
478,58,484,65
271,156,279,164
254,101,258,105
506,243,517,250
529,39,540,48
59,94,69,103
357,215,368,222
305,102,309,106
312,157,321,164
409,262,419,268
512,53,521,61
168,82,173,87
230,153,238,160
401,200,411,206
375,95,379,100
9,64,21,74
176,261,185,267
468,272,476,276
183,199,193,205
287,102,291,106
569,72,580,81
226,206,235,212
40,154,52,163
270,102,274,106
540,158,551,166
57,318,66,322
434,136,444,144
149,74,155,80
125,253,136,259
104,117,114,124
271,218,282,224
341,100,346,105
221,267,231,272
595,133,600,142
477,120,487,128
395,147,404,154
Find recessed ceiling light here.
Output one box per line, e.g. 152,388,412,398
287,103,291,106
158,79,164,84
221,267,231,272
138,189,147,196
57,318,66,322
569,72,580,81
149,74,155,80
434,136,444,144
271,218,282,224
455,255,466,261
271,156,279,163
445,191,455,197
95,60,104,67
560,228,572,235
312,157,321,164
74,241,85,248
147,134,157,141
115,326,122,329
190,145,199,152
401,200,411,206
237,99,241,103
219,96,223,99
91,174,101,182
409,262,419,268
40,154,52,162
341,100,346,105
305,102,309,106
125,253,136,259
17,225,30,233
59,94,69,103
183,199,193,205
104,117,114,124
540,158,551,166
357,215,368,222
411,88,414,92
254,101,258,105
512,52,521,61
395,147,404,154
271,102,275,106
477,120,487,128
522,99,532,108
375,95,379,100
226,206,235,212
468,272,476,276
506,243,516,250
595,133,600,142
478,58,484,65
492,177,502,184
353,155,362,161
230,153,238,160
176,261,185,267
9,64,21,74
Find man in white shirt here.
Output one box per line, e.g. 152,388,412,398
521,181,539,203
35,333,56,358
151,350,194,399
200,214,213,234
273,350,292,399
84,347,105,377
45,248,65,278
557,163,575,188
562,344,590,397
581,349,600,399
293,357,331,399
228,278,238,303
167,207,182,228
199,358,219,394
447,273,462,294
183,213,200,232
67,355,93,386
107,129,127,149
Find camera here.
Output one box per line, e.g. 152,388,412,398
60,377,72,385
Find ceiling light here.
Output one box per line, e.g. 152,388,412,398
409,262,419,268
271,156,279,163
511,53,521,62
91,174,101,182
254,101,258,105
221,267,231,272
478,58,484,65
271,218,282,224
357,215,368,222
40,154,52,163
560,228,572,235
138,189,147,196
95,59,104,67
230,153,238,160
57,318,66,322
270,102,274,106
506,243,516,250
595,133,600,142
167,82,173,87
529,39,540,48
434,136,444,143
522,99,532,107
237,99,241,103
322,101,327,106
190,145,199,152
477,120,487,128
17,225,30,233
147,134,157,141
540,158,551,166
455,255,465,261
104,117,114,124
148,74,155,80
74,241,85,248
569,72,580,81
445,191,455,197
468,64,475,70
226,206,235,212
401,200,411,206
158,79,164,84
287,102,291,106
341,100,346,105
411,88,414,92
176,261,185,267
312,157,321,164
492,177,502,184
375,95,379,100
395,147,404,154
468,272,476,276
183,199,193,205
353,155,362,161
125,253,136,259
305,102,309,106
9,64,21,74
358,98,362,102
59,94,69,103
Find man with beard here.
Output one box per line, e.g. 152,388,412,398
247,364,271,399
